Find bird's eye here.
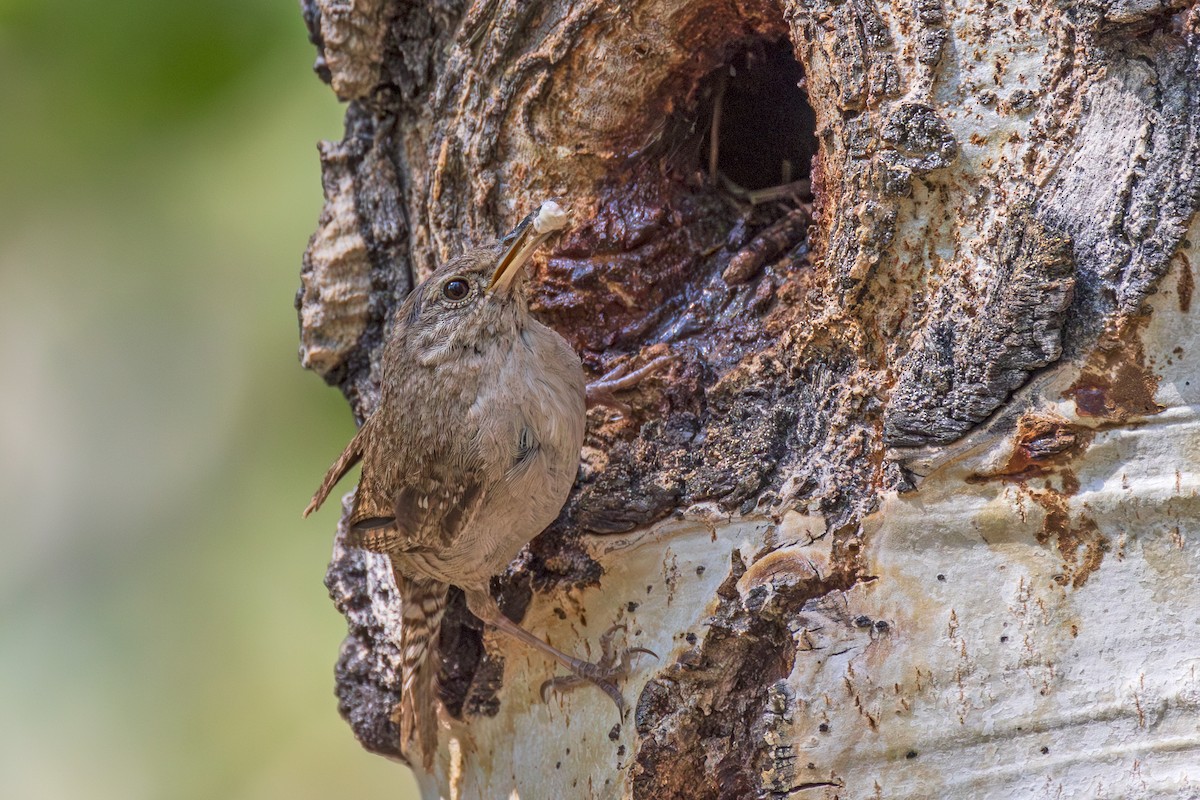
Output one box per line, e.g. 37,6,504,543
442,278,470,302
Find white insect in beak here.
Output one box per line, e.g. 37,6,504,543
488,200,571,296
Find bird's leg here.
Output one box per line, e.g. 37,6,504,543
465,590,656,714
586,353,675,416
539,623,656,705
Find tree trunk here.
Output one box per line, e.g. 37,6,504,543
297,1,1200,797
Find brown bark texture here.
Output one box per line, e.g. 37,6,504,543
297,1,1200,797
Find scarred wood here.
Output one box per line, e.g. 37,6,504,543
298,0,1200,797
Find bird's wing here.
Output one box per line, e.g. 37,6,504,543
347,470,486,554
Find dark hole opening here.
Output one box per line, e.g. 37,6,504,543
701,39,816,192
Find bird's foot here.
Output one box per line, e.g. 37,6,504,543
465,592,657,716
586,353,676,417
539,624,658,713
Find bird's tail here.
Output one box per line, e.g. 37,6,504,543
393,568,448,770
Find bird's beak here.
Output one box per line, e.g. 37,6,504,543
488,200,570,295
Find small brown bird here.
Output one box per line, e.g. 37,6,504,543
305,201,656,767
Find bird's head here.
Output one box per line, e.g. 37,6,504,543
396,200,570,365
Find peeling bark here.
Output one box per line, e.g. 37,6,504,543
298,1,1200,796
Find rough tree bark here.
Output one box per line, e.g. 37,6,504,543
297,1,1200,797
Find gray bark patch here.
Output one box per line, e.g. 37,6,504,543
885,207,1076,447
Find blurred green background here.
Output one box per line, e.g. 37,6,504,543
0,2,418,797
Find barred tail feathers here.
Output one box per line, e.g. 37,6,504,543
303,422,368,518
393,569,448,769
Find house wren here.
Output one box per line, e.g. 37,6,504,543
305,200,655,768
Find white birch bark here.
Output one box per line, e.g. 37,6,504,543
298,1,1200,796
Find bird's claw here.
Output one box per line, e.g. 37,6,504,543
539,624,658,714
